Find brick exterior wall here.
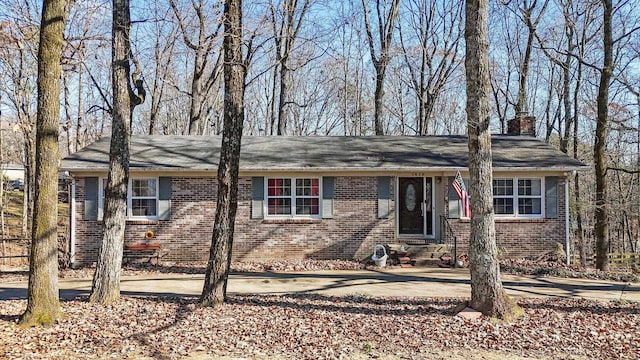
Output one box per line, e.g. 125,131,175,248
73,177,219,264
445,177,567,258
73,176,396,265
72,174,567,265
234,176,396,260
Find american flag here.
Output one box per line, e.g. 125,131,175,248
452,171,471,217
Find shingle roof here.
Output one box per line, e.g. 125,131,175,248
61,135,588,172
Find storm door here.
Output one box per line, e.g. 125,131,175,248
398,177,433,237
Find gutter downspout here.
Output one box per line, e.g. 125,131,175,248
565,173,571,265
70,178,76,268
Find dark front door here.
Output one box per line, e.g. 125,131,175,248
399,177,424,234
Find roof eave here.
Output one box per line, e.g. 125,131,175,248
63,165,590,174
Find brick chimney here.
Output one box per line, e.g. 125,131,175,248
507,115,536,136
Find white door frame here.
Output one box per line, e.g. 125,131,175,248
396,176,435,239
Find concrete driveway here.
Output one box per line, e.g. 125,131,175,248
0,267,638,301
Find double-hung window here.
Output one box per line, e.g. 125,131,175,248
266,177,320,217
130,179,158,217
493,177,543,218
98,177,159,219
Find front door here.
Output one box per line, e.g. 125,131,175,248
398,177,433,237
399,177,424,234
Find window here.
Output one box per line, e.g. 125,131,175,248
493,177,543,217
267,178,292,215
130,179,158,217
266,177,320,217
493,179,514,215
99,177,159,219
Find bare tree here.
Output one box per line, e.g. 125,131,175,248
19,0,69,326
146,0,179,135
268,0,311,135
561,0,596,266
593,0,613,271
361,0,400,135
89,0,145,304
64,1,111,151
331,3,369,136
200,0,246,307
488,3,518,133
512,0,550,116
399,0,464,135
465,0,522,319
169,0,223,135
0,5,39,238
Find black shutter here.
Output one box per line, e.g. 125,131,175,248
158,177,172,220
545,176,559,218
83,177,99,220
251,177,264,219
447,176,460,219
377,176,391,219
322,177,335,218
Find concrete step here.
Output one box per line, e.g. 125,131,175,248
412,258,443,267
405,245,450,259
384,243,451,267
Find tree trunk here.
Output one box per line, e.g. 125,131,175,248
63,72,72,155
515,25,534,115
188,47,205,135
22,136,35,238
361,0,400,136
76,52,84,151
465,0,522,320
572,21,586,267
200,0,245,307
594,0,612,271
89,0,135,304
277,64,289,135
169,0,219,136
269,63,279,135
269,0,311,136
0,121,4,261
19,0,67,327
373,63,385,135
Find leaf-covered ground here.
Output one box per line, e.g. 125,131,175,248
1,260,638,359
1,258,638,283
1,294,638,360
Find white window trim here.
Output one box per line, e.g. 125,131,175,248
494,176,545,219
458,178,471,220
264,177,322,219
98,177,160,221
129,178,160,220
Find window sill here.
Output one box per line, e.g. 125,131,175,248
261,218,322,224
97,219,162,224
127,219,161,224
449,217,547,223
495,217,546,223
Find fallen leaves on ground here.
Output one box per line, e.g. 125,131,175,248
500,259,640,283
1,295,638,360
1,258,637,283
0,260,367,282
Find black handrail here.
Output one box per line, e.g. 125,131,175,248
440,215,458,268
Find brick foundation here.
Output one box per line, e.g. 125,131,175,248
73,176,396,265
72,175,567,265
447,178,567,258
